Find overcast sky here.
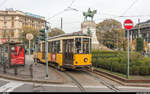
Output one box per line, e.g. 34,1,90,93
0,0,150,33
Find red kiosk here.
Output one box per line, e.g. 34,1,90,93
1,42,25,67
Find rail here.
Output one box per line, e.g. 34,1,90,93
64,71,86,92
83,70,120,92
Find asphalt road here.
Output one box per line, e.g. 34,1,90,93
0,78,150,92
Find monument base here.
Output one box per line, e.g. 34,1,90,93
92,43,100,49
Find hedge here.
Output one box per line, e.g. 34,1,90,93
92,50,150,76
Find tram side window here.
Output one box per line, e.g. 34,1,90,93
54,41,57,53
37,44,41,52
56,40,60,53
48,42,51,52
52,41,55,53
50,41,60,53
83,38,89,54
75,38,81,53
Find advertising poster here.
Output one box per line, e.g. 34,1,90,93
11,46,25,65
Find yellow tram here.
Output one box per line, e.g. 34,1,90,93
33,33,92,71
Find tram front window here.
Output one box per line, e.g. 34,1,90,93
75,38,90,54
83,38,89,54
75,38,81,53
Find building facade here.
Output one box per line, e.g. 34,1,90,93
0,9,46,44
128,20,150,51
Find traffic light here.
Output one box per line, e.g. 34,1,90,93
35,37,39,44
40,29,45,41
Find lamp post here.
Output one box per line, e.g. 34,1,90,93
45,22,50,78
45,5,78,78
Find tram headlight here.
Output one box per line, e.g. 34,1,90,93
84,58,88,62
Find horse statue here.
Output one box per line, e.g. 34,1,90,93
83,8,97,21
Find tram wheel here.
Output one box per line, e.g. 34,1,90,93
57,65,65,72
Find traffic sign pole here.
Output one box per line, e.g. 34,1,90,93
127,30,130,79
45,23,49,78
124,19,133,79
29,40,31,56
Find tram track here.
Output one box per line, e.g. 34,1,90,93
82,70,120,92
37,60,120,92
63,71,86,92
47,64,86,92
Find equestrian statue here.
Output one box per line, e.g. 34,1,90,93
83,8,97,21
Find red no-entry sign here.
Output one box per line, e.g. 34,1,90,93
124,19,133,30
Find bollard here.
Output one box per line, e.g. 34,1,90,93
110,61,112,72
34,58,37,65
96,57,98,68
30,64,33,78
14,64,18,75
3,62,6,73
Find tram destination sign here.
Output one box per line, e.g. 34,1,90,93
124,19,133,30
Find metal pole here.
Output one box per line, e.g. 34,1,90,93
29,40,31,56
127,30,130,79
45,23,49,78
35,43,37,63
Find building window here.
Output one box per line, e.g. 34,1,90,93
11,30,14,38
4,16,6,22
4,22,7,28
4,16,7,28
12,16,14,27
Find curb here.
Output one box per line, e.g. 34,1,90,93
93,69,150,87
0,73,64,84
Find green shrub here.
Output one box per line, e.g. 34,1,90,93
92,50,150,76
131,66,140,75
112,62,120,72
139,66,149,75
136,37,144,52
148,67,150,75
120,64,126,74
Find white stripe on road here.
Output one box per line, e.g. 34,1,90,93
32,84,77,87
0,82,24,92
84,86,107,88
118,86,150,89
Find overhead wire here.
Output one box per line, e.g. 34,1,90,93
121,0,139,16
46,0,77,21
0,0,8,8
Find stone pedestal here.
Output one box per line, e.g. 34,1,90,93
81,21,99,49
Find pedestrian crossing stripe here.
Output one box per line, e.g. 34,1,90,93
0,82,24,92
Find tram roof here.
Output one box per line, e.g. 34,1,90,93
48,32,91,40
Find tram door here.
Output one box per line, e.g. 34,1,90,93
63,39,74,66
